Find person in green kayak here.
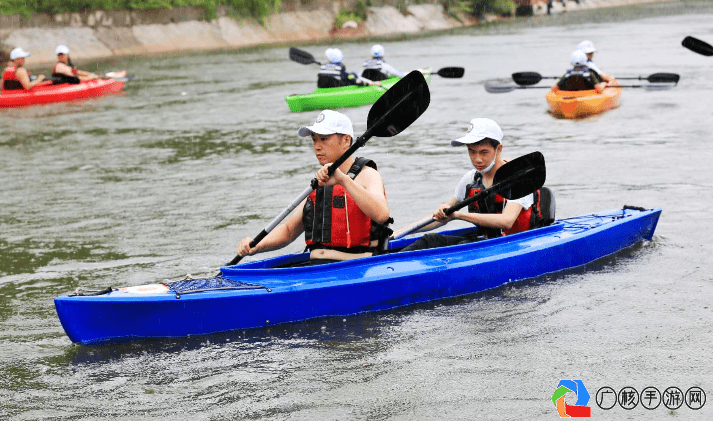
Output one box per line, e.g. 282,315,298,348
394,118,551,252
237,110,393,263
361,44,406,81
1,47,46,92
557,50,608,93
318,48,382,89
578,40,613,84
51,45,100,84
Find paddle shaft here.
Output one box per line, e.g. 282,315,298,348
227,90,416,266
392,166,538,240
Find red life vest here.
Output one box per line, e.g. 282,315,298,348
2,65,24,90
464,171,534,238
303,157,389,251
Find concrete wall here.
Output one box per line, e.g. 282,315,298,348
0,0,675,65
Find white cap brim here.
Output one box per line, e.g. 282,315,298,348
298,125,336,137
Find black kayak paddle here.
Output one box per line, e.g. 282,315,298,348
485,82,676,93
289,47,464,78
511,71,680,86
392,151,546,240
226,70,431,266
682,36,713,56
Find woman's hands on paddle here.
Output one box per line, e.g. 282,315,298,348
237,237,257,257
434,203,457,222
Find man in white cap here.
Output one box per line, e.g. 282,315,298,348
397,118,541,251
1,47,45,92
361,44,406,81
577,40,613,83
237,109,392,262
317,47,381,88
51,45,99,84
557,50,607,93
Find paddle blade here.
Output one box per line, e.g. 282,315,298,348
682,36,713,56
366,71,430,138
512,72,543,86
646,73,680,84
485,82,518,94
289,47,319,65
492,151,546,200
436,67,465,78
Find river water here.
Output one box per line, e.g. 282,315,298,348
2,2,713,419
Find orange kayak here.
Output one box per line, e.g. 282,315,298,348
545,79,621,119
0,78,124,108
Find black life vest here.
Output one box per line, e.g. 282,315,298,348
464,171,555,238
557,68,602,91
303,157,392,252
51,62,80,84
361,58,388,81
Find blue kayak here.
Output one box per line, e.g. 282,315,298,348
55,207,661,345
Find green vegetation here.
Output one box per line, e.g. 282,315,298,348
334,0,369,27
445,0,516,17
0,0,282,25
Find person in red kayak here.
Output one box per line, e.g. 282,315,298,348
578,40,613,83
318,48,382,89
557,50,608,93
1,47,46,92
237,110,393,263
51,45,100,84
394,118,551,251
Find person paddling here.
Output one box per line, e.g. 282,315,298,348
318,48,381,88
557,50,608,93
578,40,613,83
237,110,393,263
1,47,46,92
394,118,551,251
52,45,100,84
361,44,407,81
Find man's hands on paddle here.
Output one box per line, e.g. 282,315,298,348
237,237,257,257
315,163,347,187
433,203,457,222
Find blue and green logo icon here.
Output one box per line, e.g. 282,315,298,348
552,380,591,418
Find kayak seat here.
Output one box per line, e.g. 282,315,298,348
361,69,388,82
557,75,595,91
532,187,556,227
2,79,24,90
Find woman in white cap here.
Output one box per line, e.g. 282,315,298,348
556,50,607,93
396,118,546,251
578,40,612,83
361,44,406,81
237,109,392,263
51,45,99,84
317,48,381,89
1,47,45,92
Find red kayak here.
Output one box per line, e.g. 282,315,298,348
0,78,124,108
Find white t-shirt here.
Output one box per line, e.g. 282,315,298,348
586,61,603,75
454,169,534,210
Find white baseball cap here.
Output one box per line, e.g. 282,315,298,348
371,44,385,58
55,44,70,55
570,49,588,67
298,110,354,138
325,48,343,64
578,40,596,54
10,47,31,60
451,118,503,146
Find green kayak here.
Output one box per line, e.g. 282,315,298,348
285,74,432,113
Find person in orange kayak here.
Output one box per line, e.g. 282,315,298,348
395,118,551,251
1,47,46,92
578,40,613,83
51,45,100,84
237,110,393,263
557,50,608,93
318,48,382,89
